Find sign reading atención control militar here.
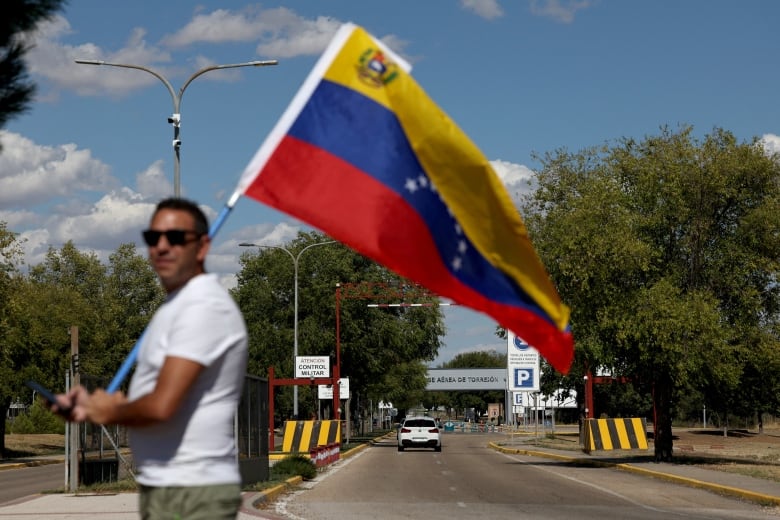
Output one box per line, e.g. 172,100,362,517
295,356,329,378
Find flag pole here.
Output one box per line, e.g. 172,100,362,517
106,192,242,393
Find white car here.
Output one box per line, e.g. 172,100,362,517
397,416,441,452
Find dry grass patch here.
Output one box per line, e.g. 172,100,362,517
4,434,65,457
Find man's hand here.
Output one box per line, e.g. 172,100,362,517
50,386,89,422
85,389,127,425
50,386,127,424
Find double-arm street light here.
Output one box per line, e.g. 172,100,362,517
239,240,337,418
74,58,278,197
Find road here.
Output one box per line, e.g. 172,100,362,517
0,462,65,505
272,433,779,520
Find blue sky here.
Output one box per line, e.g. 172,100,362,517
3,0,780,366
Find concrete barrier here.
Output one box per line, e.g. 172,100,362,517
281,420,340,453
582,418,648,453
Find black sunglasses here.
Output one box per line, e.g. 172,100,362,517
142,229,203,247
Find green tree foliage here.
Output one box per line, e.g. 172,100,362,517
0,0,66,133
7,399,65,434
524,126,780,460
22,242,162,381
0,224,26,454
233,232,445,420
28,242,114,377
373,361,430,419
434,350,506,419
102,244,165,378
0,236,159,456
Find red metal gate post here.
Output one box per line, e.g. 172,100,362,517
584,369,594,419
334,284,341,420
269,366,276,450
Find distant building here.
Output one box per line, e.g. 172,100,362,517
7,401,28,420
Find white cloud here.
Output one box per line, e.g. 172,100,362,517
25,16,175,97
0,130,177,269
209,220,305,289
162,6,343,59
163,6,283,47
490,159,536,206
23,9,409,97
253,15,344,58
530,0,592,24
136,160,174,199
45,192,153,249
760,133,780,156
242,221,302,247
162,6,406,60
461,0,505,20
16,191,154,268
0,208,41,231
0,131,117,207
0,127,301,281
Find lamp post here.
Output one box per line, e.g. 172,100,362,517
239,240,337,418
74,58,278,197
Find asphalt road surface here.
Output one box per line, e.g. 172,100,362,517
271,433,779,520
0,462,65,505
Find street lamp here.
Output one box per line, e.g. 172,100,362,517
74,58,278,197
239,240,337,418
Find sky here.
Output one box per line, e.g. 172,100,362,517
4,0,780,367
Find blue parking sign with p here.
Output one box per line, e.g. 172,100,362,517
514,368,534,389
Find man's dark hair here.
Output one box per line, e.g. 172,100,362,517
153,198,209,236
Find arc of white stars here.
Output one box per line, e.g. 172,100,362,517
403,172,468,272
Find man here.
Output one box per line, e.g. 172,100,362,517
55,198,249,519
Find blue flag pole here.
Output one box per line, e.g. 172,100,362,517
106,194,240,393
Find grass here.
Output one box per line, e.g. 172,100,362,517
3,433,65,458
502,428,780,484
710,464,780,483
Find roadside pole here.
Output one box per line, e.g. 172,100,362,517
64,370,69,490
69,326,79,492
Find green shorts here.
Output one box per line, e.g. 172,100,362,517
139,483,242,520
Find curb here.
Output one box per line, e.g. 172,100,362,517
0,458,63,471
341,442,369,459
251,441,370,509
488,442,780,507
612,463,780,507
251,476,302,508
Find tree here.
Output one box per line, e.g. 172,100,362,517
436,350,506,420
0,0,66,134
14,241,160,390
233,232,445,420
0,223,26,455
28,242,114,376
102,243,164,380
525,126,780,460
0,236,161,456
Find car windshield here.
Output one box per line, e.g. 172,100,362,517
404,419,436,428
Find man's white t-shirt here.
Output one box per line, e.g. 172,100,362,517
127,273,248,487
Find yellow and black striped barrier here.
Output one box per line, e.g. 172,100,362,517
281,420,341,453
582,418,648,453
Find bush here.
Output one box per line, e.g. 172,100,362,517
7,413,34,434
270,454,317,480
6,401,65,434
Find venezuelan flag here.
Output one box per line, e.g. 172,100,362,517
237,24,573,373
